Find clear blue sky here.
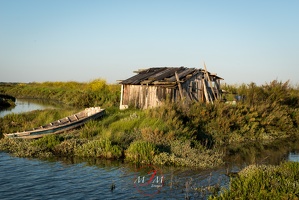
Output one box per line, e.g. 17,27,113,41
1,0,298,85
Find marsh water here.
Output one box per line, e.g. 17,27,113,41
0,98,58,117
1,99,299,199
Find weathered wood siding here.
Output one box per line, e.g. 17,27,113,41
120,72,207,109
121,84,175,109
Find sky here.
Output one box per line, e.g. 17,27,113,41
1,0,299,85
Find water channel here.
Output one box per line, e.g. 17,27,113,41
1,99,299,199
0,98,58,118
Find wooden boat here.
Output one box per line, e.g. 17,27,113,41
3,107,105,139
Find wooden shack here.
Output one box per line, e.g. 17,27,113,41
119,66,223,109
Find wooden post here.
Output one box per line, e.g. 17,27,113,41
144,84,149,109
214,79,221,100
204,62,217,100
200,77,204,102
119,84,127,109
175,71,183,100
202,79,210,103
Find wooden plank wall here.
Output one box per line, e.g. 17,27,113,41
120,84,174,109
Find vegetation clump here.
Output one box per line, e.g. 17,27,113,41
125,140,157,164
75,138,122,159
210,162,299,199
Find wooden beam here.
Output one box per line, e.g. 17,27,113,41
204,62,217,100
140,80,154,85
166,68,197,82
202,79,210,103
175,71,183,100
152,81,176,85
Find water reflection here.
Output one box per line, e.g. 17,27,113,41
224,135,299,172
43,156,230,199
288,151,299,162
0,98,62,117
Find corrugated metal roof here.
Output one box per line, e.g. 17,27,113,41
120,67,223,85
